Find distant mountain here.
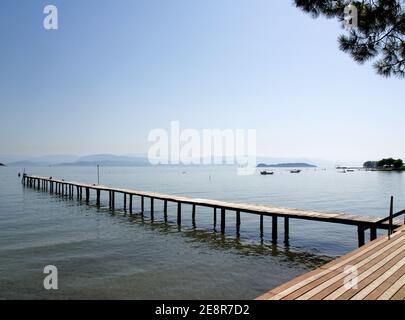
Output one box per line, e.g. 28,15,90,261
58,154,151,166
257,163,317,168
28,155,80,163
6,161,50,167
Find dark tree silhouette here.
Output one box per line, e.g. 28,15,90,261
294,0,405,78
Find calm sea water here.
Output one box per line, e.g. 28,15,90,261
0,166,404,299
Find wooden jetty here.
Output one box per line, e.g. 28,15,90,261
22,175,404,248
257,225,405,300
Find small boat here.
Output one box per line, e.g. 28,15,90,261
260,170,274,175
346,169,355,172
290,169,301,173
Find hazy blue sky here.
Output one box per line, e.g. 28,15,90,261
0,0,404,164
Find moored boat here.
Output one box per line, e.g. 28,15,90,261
260,170,274,175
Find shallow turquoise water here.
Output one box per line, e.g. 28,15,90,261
0,166,404,299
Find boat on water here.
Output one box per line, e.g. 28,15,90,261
260,170,274,175
290,169,301,173
346,169,355,172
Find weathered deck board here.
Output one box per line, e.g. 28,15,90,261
23,175,401,229
257,226,405,300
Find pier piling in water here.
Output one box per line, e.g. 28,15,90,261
221,208,226,234
177,202,182,225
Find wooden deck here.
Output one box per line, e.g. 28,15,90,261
22,175,403,248
257,225,405,300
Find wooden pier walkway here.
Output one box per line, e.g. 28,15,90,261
22,175,403,247
257,225,405,300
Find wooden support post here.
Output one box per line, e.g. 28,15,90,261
86,187,90,203
236,210,241,237
221,208,225,234
358,225,365,247
389,196,394,238
79,187,82,200
96,189,100,207
192,204,196,227
124,194,127,212
214,208,217,229
109,191,111,208
141,196,144,216
129,195,133,214
111,191,115,211
76,186,79,199
163,200,168,222
272,216,278,243
284,217,290,244
370,226,377,241
177,202,181,225
150,198,154,221
260,214,264,238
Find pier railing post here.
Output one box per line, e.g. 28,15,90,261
388,196,394,238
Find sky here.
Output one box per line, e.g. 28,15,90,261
0,0,404,164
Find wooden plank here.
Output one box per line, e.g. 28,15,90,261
258,227,405,300
333,243,405,300
350,256,405,300
366,265,405,300
298,240,405,300
267,235,404,300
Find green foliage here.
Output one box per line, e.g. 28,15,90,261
363,161,377,168
294,0,405,78
376,158,403,168
393,158,404,168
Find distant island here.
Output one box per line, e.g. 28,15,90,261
257,163,317,168
363,158,404,171
0,163,5,166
